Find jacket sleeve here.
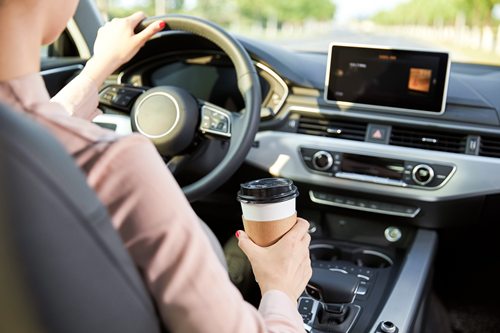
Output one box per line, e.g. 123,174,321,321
86,134,305,333
51,73,102,120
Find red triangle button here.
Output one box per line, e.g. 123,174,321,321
372,129,383,140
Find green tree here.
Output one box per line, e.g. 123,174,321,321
236,0,335,24
458,0,500,25
374,0,500,27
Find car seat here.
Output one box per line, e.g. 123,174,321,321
0,102,166,332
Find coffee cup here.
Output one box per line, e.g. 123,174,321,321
237,178,299,247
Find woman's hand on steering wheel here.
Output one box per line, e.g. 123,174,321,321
82,12,165,87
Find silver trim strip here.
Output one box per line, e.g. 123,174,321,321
323,42,450,116
67,18,91,59
369,229,437,333
40,64,84,77
309,191,421,218
246,131,500,201
361,250,394,266
335,172,408,188
92,114,133,136
255,62,289,115
309,244,335,250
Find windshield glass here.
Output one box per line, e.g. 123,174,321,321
94,0,500,66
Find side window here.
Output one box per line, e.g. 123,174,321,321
41,30,80,60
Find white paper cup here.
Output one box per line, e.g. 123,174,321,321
237,178,299,247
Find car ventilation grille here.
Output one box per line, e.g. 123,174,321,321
298,116,367,141
390,126,467,153
479,136,500,158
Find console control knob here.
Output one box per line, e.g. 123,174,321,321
412,164,434,186
384,227,402,243
312,151,334,171
380,321,397,333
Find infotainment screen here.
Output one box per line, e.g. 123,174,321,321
325,44,450,113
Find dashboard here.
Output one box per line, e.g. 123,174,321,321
106,31,500,229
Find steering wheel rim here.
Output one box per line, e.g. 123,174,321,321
137,15,261,202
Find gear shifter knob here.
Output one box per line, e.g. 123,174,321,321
307,268,360,305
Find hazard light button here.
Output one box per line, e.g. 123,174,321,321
365,124,391,144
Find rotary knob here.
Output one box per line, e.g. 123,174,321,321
312,151,334,171
412,164,434,186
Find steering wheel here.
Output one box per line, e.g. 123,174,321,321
125,15,261,202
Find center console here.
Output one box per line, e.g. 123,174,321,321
297,213,437,333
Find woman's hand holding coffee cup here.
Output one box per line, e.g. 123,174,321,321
237,218,312,303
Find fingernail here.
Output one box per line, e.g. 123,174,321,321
158,21,166,29
235,231,240,238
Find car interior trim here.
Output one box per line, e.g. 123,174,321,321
369,229,437,333
247,131,500,201
283,105,500,136
66,18,91,59
309,191,421,218
255,62,289,115
92,114,133,136
40,64,84,77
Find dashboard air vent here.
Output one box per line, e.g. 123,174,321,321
390,126,467,153
479,136,500,158
298,116,367,141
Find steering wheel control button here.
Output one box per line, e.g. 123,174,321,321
412,164,434,186
384,227,402,243
312,151,334,171
200,105,231,137
99,85,144,111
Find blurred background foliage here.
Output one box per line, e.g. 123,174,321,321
374,0,500,27
97,0,336,26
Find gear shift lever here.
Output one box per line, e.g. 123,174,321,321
307,268,360,305
306,268,360,331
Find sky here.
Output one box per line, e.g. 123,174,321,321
114,0,408,21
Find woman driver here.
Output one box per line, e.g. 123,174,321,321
0,1,312,332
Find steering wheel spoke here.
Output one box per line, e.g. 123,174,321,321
198,100,233,139
166,154,191,175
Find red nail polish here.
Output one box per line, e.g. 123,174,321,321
235,231,240,238
158,21,166,29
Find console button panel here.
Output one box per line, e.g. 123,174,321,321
300,147,455,190
310,191,421,218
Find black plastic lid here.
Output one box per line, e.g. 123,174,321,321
237,178,299,204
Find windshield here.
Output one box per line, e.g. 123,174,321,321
94,0,500,66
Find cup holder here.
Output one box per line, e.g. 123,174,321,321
352,250,393,268
309,243,394,268
309,244,341,261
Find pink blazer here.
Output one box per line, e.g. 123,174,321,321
0,73,303,333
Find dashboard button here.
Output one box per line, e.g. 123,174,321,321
312,151,334,171
357,200,368,208
412,164,434,186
